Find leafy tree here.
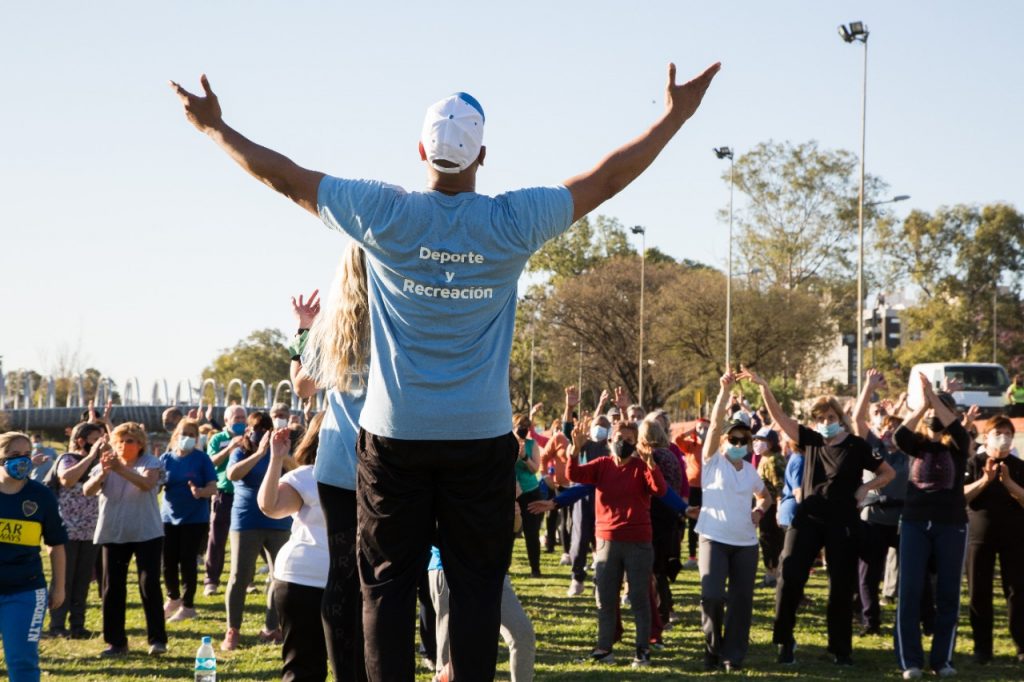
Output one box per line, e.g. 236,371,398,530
526,215,634,284
727,140,889,313
878,203,1024,369
202,328,291,393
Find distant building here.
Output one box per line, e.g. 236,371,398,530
810,299,905,389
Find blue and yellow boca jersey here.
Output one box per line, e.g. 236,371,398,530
0,480,68,594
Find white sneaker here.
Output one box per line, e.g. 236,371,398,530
559,553,572,566
167,606,197,622
203,584,218,597
567,579,585,597
936,665,956,678
902,668,922,680
621,593,631,608
162,598,182,618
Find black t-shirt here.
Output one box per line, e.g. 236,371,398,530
965,452,1024,541
893,419,970,525
797,425,882,521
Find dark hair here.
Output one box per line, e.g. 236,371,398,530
242,411,273,454
69,422,103,451
294,412,324,466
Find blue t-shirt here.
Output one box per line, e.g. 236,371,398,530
778,453,805,527
160,449,218,525
317,177,574,440
310,387,364,491
228,449,292,532
0,480,68,594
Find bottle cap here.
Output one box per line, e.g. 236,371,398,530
202,636,212,645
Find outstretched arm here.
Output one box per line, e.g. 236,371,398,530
853,369,886,438
170,75,324,216
564,62,720,223
738,367,800,444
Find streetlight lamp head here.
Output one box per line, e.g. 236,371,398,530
630,225,646,235
893,195,910,202
713,146,733,160
839,21,868,43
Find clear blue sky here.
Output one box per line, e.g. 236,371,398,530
3,1,1023,392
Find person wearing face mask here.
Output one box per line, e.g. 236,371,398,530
639,417,683,634
222,411,294,651
270,403,300,453
753,427,785,589
963,416,1024,665
851,370,912,638
566,414,666,668
47,422,103,639
0,431,67,682
83,422,167,657
739,367,895,667
890,374,971,679
159,418,217,623
1006,374,1024,419
513,413,543,578
203,404,248,597
776,437,803,530
692,372,772,672
675,418,709,569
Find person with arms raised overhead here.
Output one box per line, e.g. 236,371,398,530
171,60,719,681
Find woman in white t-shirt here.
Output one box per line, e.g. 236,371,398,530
693,371,771,673
258,416,329,682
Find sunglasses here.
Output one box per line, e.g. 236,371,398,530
727,436,751,446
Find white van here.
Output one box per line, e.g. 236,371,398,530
908,362,1010,416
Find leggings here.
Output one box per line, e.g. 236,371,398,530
163,522,208,607
49,539,99,631
0,588,47,682
225,528,288,630
274,581,328,682
316,482,365,682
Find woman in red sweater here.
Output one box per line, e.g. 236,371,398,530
567,416,666,668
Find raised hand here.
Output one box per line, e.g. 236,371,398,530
572,415,592,452
170,74,223,134
613,386,630,409
291,289,321,328
530,402,543,419
964,404,981,424
737,366,766,387
565,385,580,409
269,428,290,460
719,371,737,390
665,62,721,123
865,369,886,391
103,400,114,423
88,400,97,423
983,456,999,484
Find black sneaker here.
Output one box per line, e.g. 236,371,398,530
99,645,129,658
777,641,796,665
574,649,614,664
47,627,70,639
723,661,743,673
859,625,881,637
833,654,854,666
69,627,92,640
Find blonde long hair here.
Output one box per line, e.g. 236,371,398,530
304,242,370,392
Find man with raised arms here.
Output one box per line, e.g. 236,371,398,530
171,61,719,681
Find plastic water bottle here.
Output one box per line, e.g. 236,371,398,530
195,636,216,682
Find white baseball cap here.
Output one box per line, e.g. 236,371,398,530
420,92,485,174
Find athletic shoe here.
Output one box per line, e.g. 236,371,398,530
163,598,182,618
620,593,631,607
168,606,197,622
257,564,269,575
762,574,778,588
47,627,70,639
936,665,957,677
650,638,665,651
559,553,572,566
879,596,892,606
530,569,542,578
99,645,129,658
246,582,259,594
777,641,796,665
148,642,167,656
69,627,92,640
723,661,743,673
220,627,240,651
258,627,283,644
203,584,219,597
567,579,585,597
631,648,651,668
421,657,436,671
574,649,614,664
858,625,881,637
683,557,698,569
901,668,922,680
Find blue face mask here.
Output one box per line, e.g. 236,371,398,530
725,445,748,461
3,456,32,480
230,422,246,436
817,422,842,439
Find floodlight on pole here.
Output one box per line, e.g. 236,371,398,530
839,20,870,395
631,225,647,407
714,146,735,370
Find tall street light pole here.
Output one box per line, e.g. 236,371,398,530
714,146,735,370
839,20,870,395
862,193,910,373
631,225,647,406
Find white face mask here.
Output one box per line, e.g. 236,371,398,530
590,425,609,442
273,417,289,430
178,436,197,453
752,441,769,456
988,433,1013,455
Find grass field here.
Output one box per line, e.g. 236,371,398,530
22,535,1022,681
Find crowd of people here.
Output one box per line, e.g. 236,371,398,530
4,56,1023,682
